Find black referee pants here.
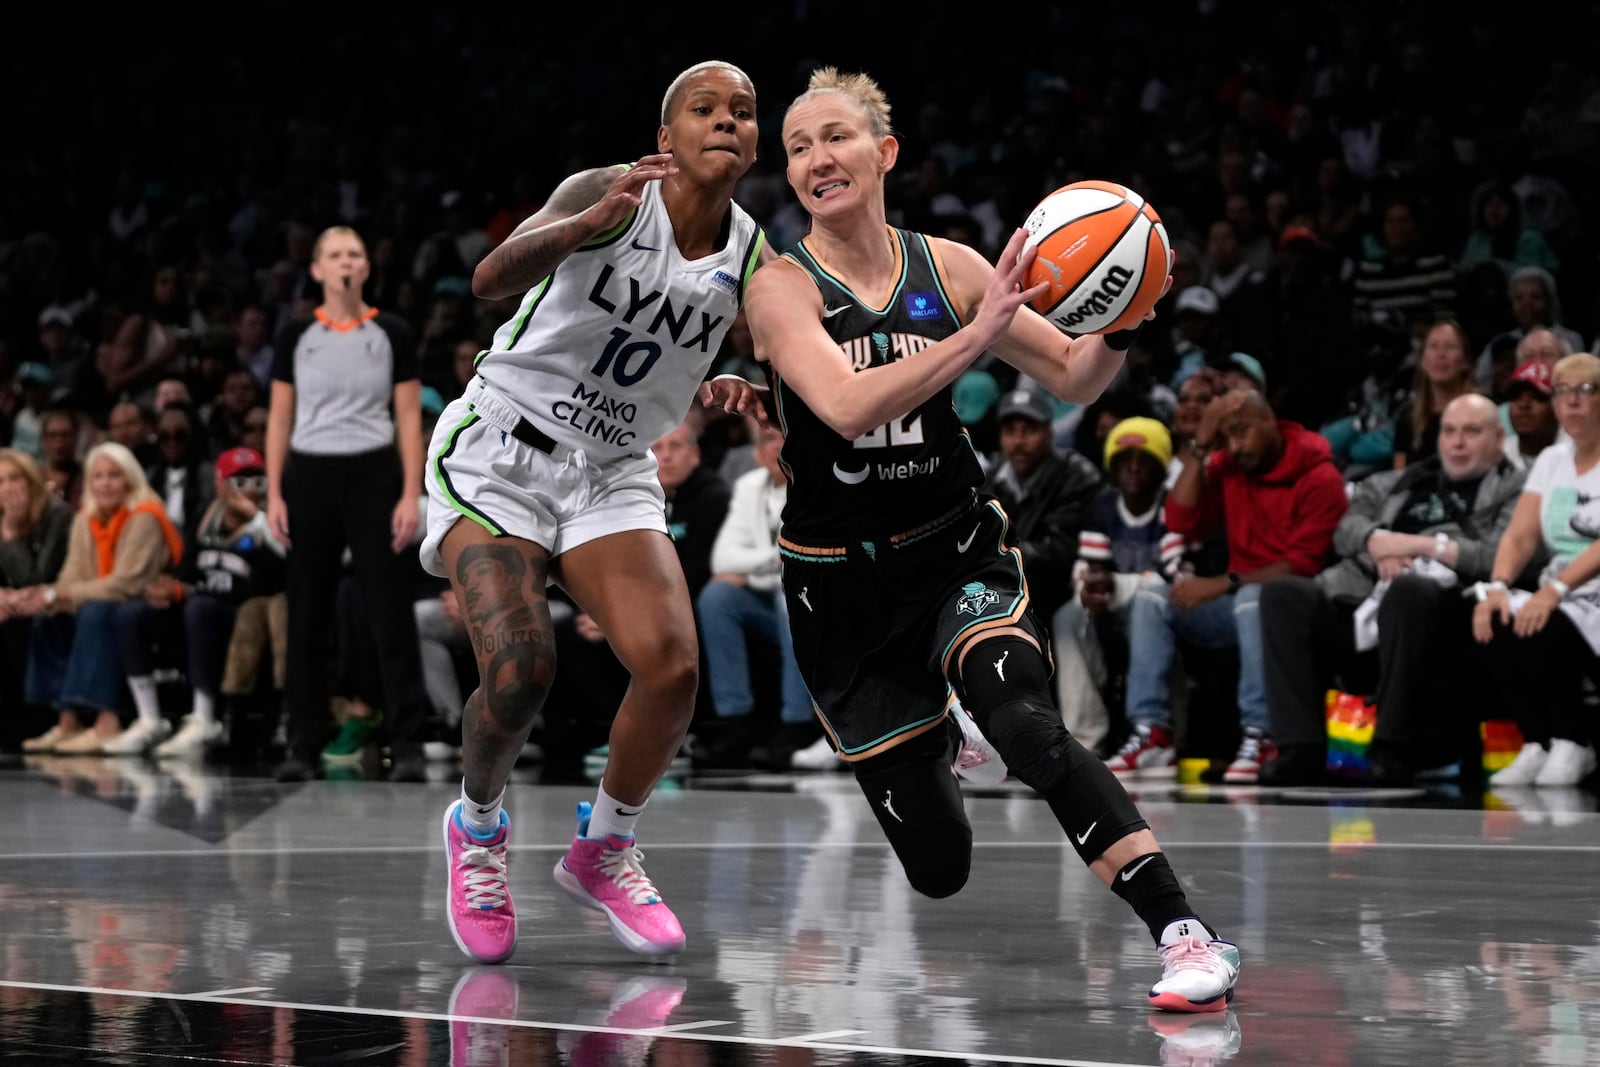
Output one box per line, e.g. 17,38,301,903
283,447,427,763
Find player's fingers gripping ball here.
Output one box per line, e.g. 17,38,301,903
1022,180,1171,335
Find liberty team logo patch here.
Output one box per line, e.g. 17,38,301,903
955,581,1000,616
905,291,944,321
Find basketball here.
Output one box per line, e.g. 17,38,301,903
1021,180,1170,335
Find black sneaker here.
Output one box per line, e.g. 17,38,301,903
1257,743,1327,787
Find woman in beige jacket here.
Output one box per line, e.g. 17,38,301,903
17,442,182,754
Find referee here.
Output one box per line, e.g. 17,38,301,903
266,225,429,782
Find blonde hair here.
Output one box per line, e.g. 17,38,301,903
0,448,51,528
1553,352,1600,385
788,67,894,138
660,60,754,125
311,225,365,262
79,441,159,515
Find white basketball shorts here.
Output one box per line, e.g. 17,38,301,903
419,379,666,578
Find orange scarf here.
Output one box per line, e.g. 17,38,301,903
88,500,184,578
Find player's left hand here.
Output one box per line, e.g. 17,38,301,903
391,497,420,553
699,374,770,421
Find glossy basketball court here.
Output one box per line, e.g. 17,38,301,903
2,755,1597,1066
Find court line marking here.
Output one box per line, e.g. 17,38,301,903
3,838,1597,861
190,985,272,998
0,979,1156,1067
794,1028,870,1041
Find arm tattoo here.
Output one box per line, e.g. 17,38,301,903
480,167,625,295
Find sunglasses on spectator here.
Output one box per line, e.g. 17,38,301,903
228,474,267,492
1553,381,1600,398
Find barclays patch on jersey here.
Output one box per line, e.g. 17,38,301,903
904,291,943,321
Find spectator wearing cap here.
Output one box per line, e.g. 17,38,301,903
985,386,1103,624
1258,394,1525,786
1169,285,1226,384
121,447,287,757
1107,389,1347,782
1269,220,1358,429
8,363,57,459
1222,352,1267,395
1054,418,1186,754
36,307,91,401
1503,359,1561,469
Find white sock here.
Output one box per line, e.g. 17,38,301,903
192,691,216,725
460,782,505,838
585,784,644,840
128,677,162,724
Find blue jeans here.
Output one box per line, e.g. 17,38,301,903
696,579,812,725
1124,581,1268,734
24,601,128,714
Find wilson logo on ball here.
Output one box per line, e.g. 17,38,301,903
1051,265,1135,329
1021,180,1170,336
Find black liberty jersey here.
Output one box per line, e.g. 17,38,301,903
766,227,986,542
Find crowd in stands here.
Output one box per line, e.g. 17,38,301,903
4,3,1599,790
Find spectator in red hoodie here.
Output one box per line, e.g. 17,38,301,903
1105,390,1347,781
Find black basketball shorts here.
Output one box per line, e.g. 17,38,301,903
778,496,1050,761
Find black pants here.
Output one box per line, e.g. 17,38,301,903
1486,610,1599,745
283,448,427,761
1261,573,1472,755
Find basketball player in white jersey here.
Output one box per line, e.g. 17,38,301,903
422,60,772,963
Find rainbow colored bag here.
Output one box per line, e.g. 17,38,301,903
1325,690,1376,777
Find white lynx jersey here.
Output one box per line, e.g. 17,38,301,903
475,179,766,460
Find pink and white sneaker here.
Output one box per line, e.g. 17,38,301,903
442,799,517,964
552,802,685,956
1106,724,1177,777
950,702,1008,786
1148,918,1240,1013
448,967,519,1067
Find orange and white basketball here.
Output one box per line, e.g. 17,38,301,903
1021,180,1170,335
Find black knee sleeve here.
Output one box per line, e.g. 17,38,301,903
854,726,972,898
957,636,1148,864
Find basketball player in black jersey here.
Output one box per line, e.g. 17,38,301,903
739,68,1241,1013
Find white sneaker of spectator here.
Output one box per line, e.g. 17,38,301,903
1533,739,1597,788
101,717,172,756
155,715,224,758
790,735,846,771
1488,742,1549,787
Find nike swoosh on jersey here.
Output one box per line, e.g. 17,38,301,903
956,524,981,553
631,238,661,252
823,304,849,318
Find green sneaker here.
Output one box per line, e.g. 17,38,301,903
321,713,383,763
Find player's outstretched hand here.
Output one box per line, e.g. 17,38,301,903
971,227,1050,349
699,375,770,421
584,153,679,234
